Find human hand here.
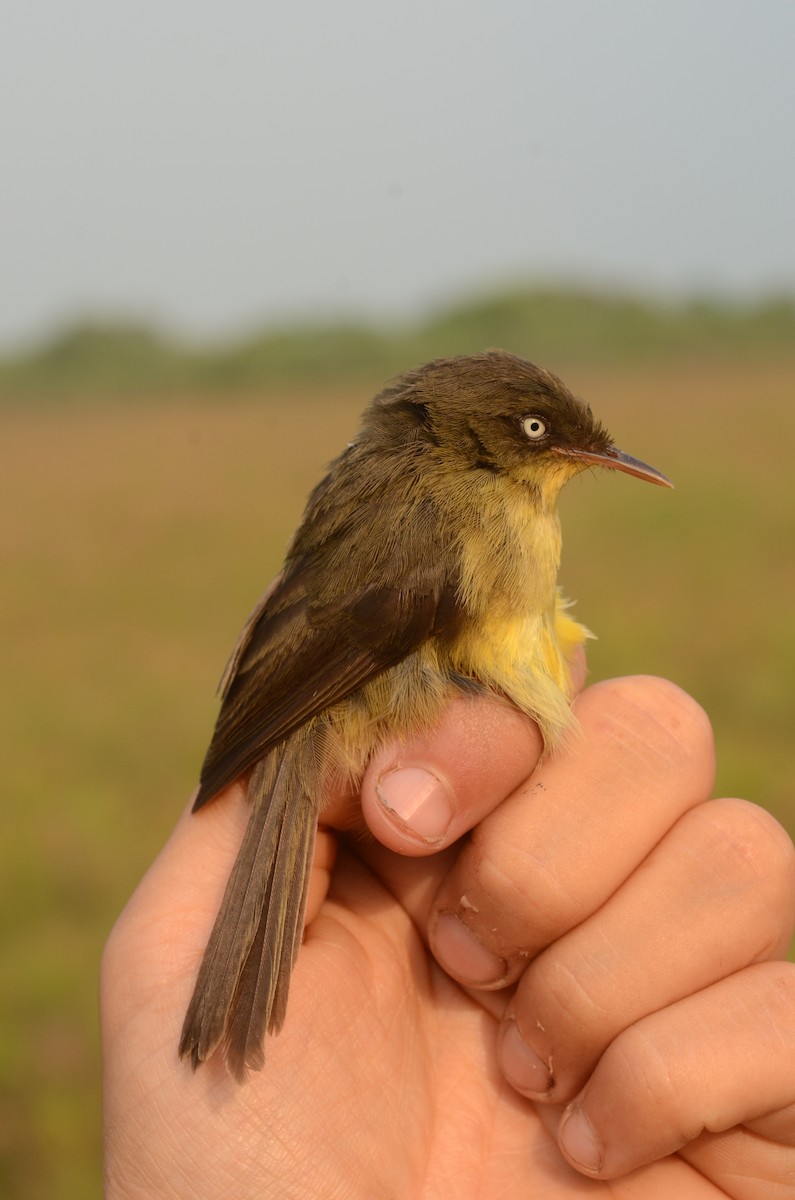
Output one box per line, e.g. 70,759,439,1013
102,676,795,1198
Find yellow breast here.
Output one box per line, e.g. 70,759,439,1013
449,474,589,746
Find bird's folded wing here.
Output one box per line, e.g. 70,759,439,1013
193,561,461,810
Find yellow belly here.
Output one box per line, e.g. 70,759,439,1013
447,589,589,748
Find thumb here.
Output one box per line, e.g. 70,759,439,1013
359,693,544,856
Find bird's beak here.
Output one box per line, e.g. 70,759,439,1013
555,445,673,488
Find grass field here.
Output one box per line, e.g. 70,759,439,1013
2,359,794,1197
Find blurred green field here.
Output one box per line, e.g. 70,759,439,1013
2,356,794,1197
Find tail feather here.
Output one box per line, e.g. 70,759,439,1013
225,778,315,1078
178,746,316,1078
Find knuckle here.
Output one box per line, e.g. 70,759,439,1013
698,798,795,897
583,675,715,780
472,824,579,940
530,945,615,1051
687,799,795,955
758,961,795,1027
607,1021,687,1123
604,1019,711,1148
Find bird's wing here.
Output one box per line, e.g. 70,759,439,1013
193,556,461,810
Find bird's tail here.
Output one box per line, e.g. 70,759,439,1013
178,745,317,1081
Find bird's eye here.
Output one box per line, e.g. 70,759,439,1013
522,415,547,441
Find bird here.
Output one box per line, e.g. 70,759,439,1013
178,350,671,1080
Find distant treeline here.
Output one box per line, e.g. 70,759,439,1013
2,286,794,399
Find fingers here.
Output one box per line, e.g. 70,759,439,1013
555,962,795,1179
498,796,795,1100
426,676,716,989
358,693,544,854
403,671,795,1180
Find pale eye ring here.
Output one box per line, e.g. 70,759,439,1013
522,415,548,441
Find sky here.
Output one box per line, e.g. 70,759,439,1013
2,0,794,351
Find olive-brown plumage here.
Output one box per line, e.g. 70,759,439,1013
179,351,670,1079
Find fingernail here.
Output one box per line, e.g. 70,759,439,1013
559,1103,603,1173
499,1019,553,1096
376,767,453,843
432,913,507,986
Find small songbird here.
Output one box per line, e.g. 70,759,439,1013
179,350,671,1079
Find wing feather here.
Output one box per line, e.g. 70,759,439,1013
195,568,460,809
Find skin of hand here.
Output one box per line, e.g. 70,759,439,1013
101,674,795,1200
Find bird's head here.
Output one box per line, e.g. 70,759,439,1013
368,350,671,502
